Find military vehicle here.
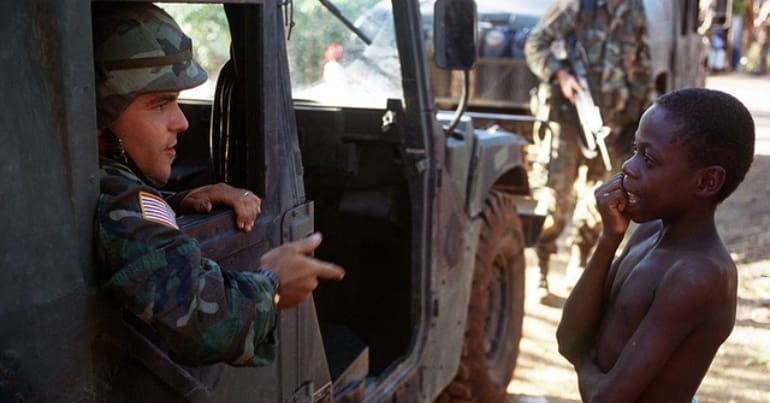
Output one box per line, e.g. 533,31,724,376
338,0,552,139
331,0,718,190
1,0,542,402
644,0,711,93
431,0,553,114
424,0,716,136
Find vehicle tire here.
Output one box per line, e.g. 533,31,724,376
437,191,526,403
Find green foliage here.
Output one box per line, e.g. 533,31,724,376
733,0,745,15
288,0,381,85
157,1,383,86
159,4,231,77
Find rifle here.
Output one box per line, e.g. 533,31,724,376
566,34,612,171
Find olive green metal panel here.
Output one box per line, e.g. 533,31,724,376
0,0,100,401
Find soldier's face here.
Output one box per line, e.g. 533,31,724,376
110,91,188,184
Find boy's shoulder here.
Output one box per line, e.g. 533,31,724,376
649,245,738,350
664,250,736,286
624,220,736,304
655,241,737,315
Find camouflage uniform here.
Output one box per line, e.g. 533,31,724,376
96,157,278,366
525,0,653,293
93,4,279,366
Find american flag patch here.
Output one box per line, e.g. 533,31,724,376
138,191,179,229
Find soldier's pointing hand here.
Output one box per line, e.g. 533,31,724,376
259,232,345,310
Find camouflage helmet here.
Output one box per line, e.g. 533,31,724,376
92,2,208,129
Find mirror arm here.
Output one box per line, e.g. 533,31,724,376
446,70,470,140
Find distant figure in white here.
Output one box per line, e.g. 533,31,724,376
323,43,344,83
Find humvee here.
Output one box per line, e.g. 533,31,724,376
422,0,719,137
0,0,541,402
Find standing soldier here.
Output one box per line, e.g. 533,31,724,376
525,0,653,303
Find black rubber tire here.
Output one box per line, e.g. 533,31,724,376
437,191,526,403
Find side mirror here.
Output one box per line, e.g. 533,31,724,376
433,0,477,70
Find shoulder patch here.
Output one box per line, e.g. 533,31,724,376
138,191,179,229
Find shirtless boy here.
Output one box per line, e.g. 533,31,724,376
556,87,755,402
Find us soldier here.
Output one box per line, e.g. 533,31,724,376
525,0,653,303
94,2,344,366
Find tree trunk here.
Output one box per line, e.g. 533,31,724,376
743,0,755,54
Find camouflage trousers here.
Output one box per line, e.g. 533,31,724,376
531,101,635,285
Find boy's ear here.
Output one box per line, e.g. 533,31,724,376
696,165,726,198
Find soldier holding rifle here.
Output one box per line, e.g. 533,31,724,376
525,0,653,303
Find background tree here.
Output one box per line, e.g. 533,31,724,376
161,4,231,77
159,1,381,88
288,0,380,85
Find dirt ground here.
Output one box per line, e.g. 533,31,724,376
504,73,770,403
